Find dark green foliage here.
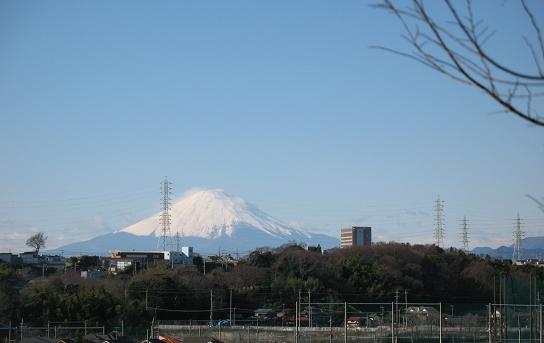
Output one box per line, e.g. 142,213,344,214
20,278,120,322
0,263,22,321
1,243,542,324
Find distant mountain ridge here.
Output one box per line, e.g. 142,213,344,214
471,236,544,259
49,188,339,256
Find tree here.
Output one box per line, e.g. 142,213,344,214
26,232,47,254
374,0,544,126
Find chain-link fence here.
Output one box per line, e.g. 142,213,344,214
0,321,136,343
1,303,542,343
153,302,541,342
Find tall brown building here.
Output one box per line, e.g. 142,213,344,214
340,226,372,248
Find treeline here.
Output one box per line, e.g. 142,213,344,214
1,243,542,324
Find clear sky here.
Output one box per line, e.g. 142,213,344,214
1,0,543,252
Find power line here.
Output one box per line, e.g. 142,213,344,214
0,187,157,207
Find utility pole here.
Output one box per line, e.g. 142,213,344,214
159,176,172,251
229,288,233,324
434,195,445,248
404,290,408,328
175,232,180,252
282,304,285,328
297,288,301,342
308,289,312,328
210,289,213,326
298,289,302,319
460,216,470,252
145,288,148,309
395,289,399,324
512,214,525,261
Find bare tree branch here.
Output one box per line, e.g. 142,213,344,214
521,0,544,66
374,0,544,126
444,0,544,81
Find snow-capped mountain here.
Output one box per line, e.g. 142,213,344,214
49,188,338,256
122,188,311,240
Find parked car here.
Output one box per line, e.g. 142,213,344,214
209,319,230,327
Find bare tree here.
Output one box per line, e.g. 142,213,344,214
373,0,544,126
26,232,47,254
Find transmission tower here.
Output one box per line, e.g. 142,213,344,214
460,216,470,252
433,196,445,247
512,213,525,261
159,176,173,251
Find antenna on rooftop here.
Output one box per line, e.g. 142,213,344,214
159,176,173,251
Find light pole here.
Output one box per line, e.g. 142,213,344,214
450,305,454,327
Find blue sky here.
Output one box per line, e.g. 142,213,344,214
1,0,543,252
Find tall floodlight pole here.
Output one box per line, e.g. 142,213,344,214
159,176,172,251
512,214,525,261
460,216,470,252
434,196,445,248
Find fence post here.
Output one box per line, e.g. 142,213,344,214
439,303,442,343
344,301,347,343
54,326,57,339
47,321,50,338
121,320,124,336
539,304,542,343
84,320,87,336
8,321,10,343
488,303,492,343
329,315,332,343
296,301,299,343
20,318,23,341
391,302,394,343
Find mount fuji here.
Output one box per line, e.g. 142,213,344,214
50,189,338,256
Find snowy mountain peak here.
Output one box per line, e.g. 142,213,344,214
121,188,309,240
